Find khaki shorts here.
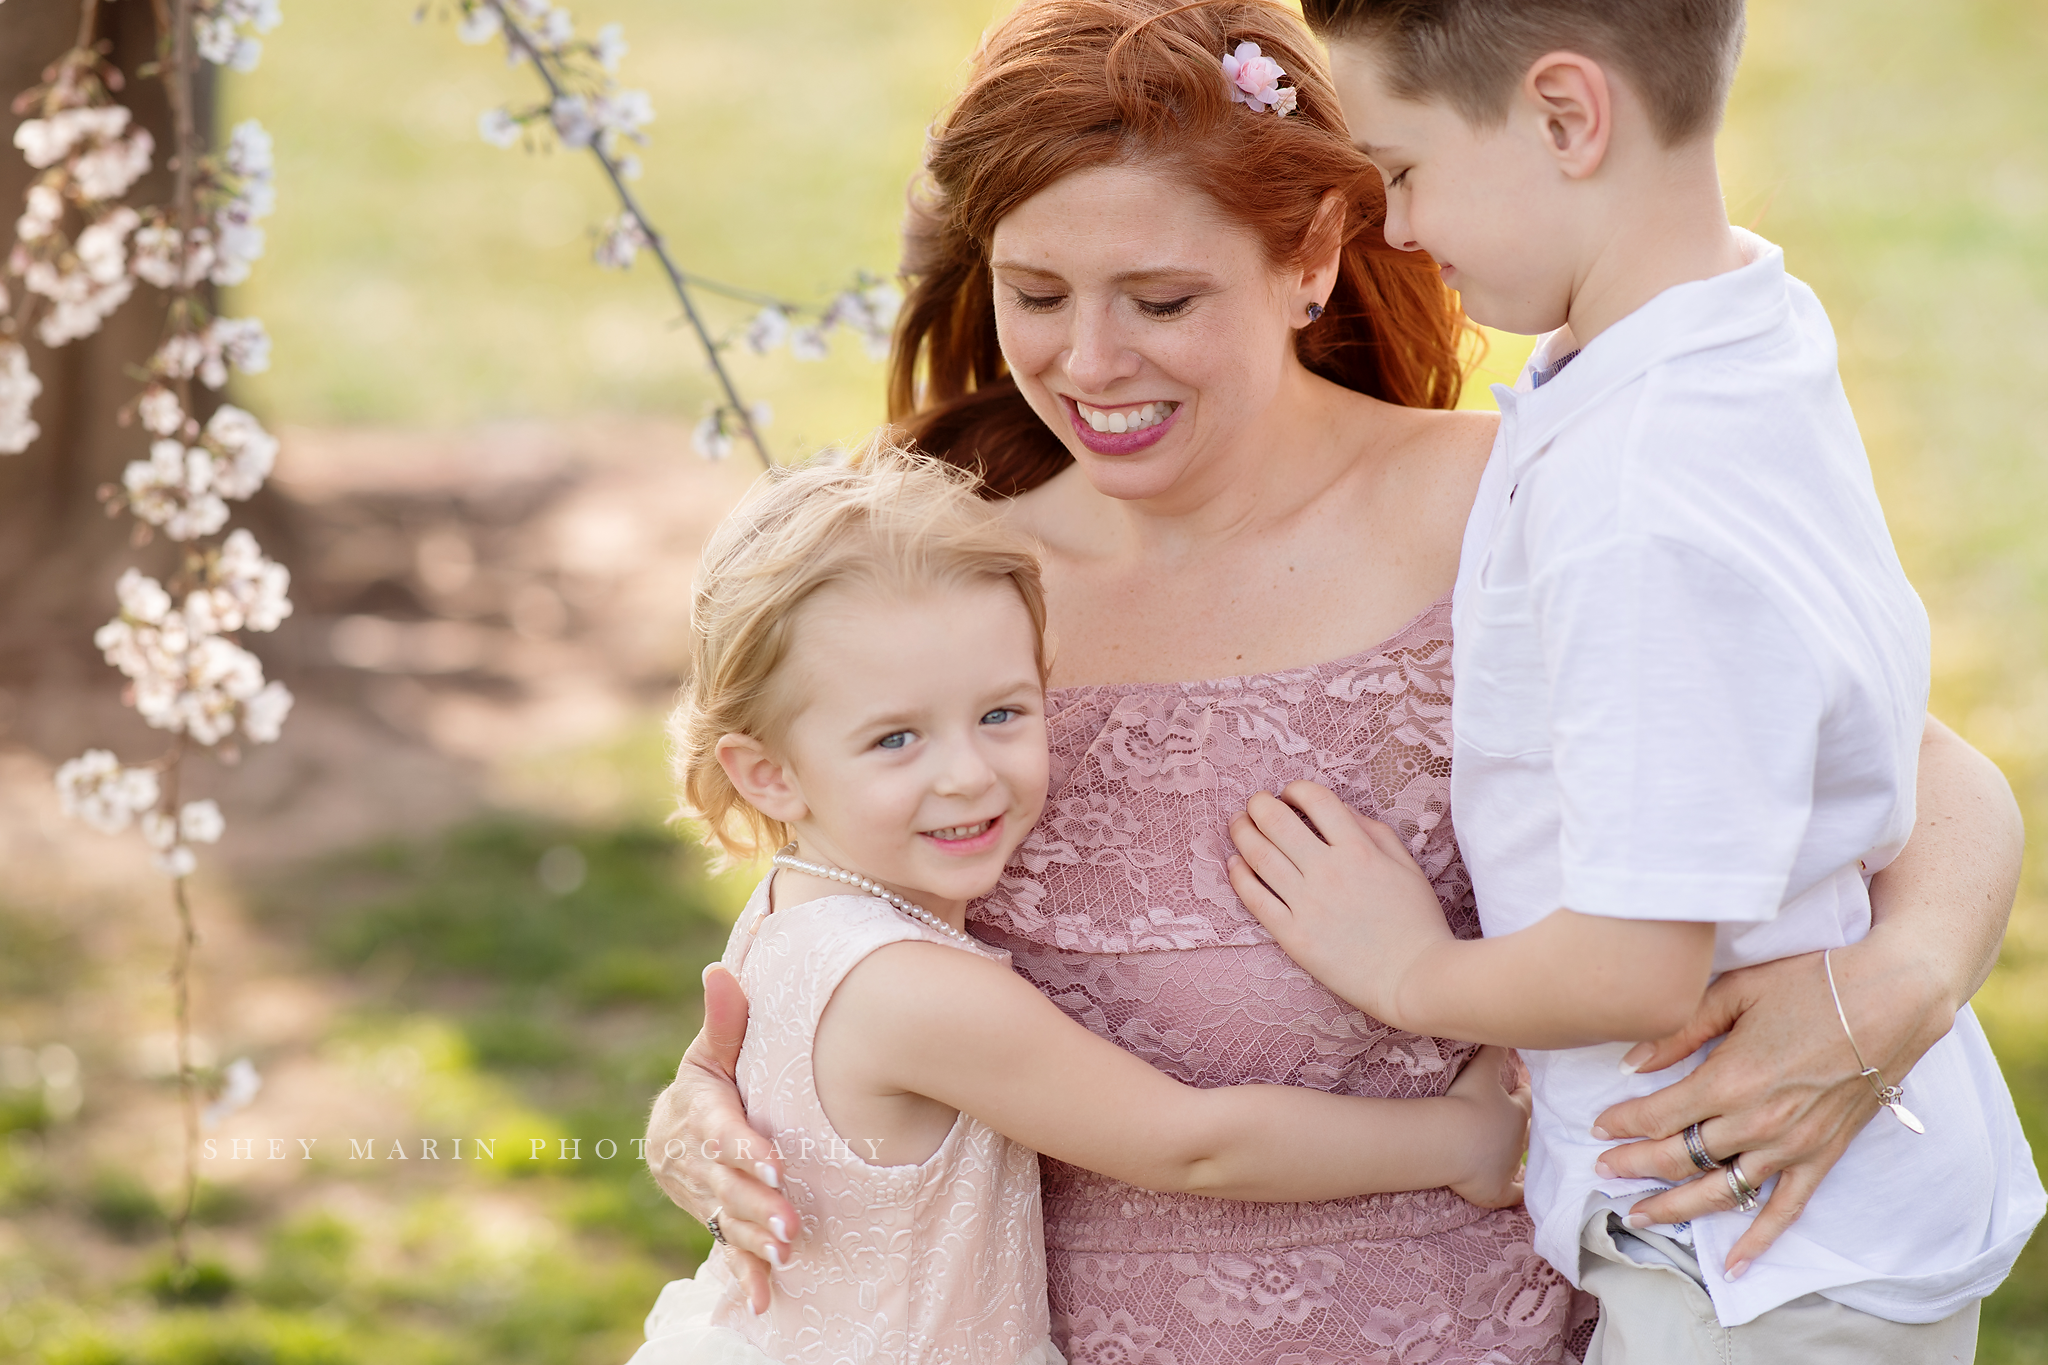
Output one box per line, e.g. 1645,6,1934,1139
1577,1211,1980,1365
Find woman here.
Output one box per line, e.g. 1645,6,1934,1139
647,3,2024,1361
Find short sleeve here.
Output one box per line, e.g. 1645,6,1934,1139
1536,533,1825,924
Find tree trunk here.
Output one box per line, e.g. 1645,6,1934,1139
0,0,258,724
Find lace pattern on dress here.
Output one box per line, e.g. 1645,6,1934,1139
973,596,1586,1364
703,885,1062,1365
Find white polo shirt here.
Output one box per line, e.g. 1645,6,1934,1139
1450,229,2044,1326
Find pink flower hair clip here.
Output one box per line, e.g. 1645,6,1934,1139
1221,41,1298,116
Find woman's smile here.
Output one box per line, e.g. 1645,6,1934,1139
1062,396,1183,454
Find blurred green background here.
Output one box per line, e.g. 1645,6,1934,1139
4,0,2045,1360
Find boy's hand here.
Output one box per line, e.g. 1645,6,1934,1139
1227,780,1453,1025
1444,1045,1530,1210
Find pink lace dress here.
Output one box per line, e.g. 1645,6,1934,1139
971,596,1590,1365
629,885,1066,1365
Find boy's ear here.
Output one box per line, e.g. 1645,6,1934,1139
716,733,809,824
1521,51,1612,179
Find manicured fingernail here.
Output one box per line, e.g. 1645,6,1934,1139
769,1215,788,1242
767,1242,788,1270
1618,1044,1652,1074
1594,1159,1614,1178
1625,1213,1651,1229
1590,1126,1612,1141
1728,1259,1751,1280
755,1161,781,1189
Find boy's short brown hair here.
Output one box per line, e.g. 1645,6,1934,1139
1302,0,1745,146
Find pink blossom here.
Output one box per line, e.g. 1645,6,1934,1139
1220,41,1288,111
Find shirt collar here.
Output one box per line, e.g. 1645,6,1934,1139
1491,228,1791,473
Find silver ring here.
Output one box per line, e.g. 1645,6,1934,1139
1725,1160,1760,1213
1682,1122,1721,1173
707,1206,728,1246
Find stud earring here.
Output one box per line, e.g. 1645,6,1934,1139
1306,302,1324,323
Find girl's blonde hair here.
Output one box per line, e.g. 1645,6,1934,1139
669,436,1049,862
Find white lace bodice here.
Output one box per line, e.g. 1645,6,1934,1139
702,881,1061,1364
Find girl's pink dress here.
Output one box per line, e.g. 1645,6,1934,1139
631,889,1066,1365
972,596,1590,1365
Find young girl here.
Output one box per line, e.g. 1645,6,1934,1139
627,444,1531,1365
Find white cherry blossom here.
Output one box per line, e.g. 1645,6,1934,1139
137,386,184,436
186,528,291,633
691,409,734,461
180,799,225,844
204,405,280,498
16,183,62,242
154,843,198,877
194,0,281,72
594,22,626,72
459,6,503,43
241,680,293,743
201,1058,262,1130
71,127,153,199
55,750,160,834
593,213,647,269
123,440,229,541
13,106,132,169
116,568,174,624
551,94,597,149
0,342,41,454
744,307,789,355
479,108,521,148
141,809,180,850
789,325,829,362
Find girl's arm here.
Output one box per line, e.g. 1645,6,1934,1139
830,940,1530,1206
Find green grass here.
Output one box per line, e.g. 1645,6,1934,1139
266,816,727,1262
4,817,726,1364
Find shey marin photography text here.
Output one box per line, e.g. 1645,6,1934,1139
201,1134,892,1163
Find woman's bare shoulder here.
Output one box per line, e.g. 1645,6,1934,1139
1328,395,1495,516
1382,402,1497,483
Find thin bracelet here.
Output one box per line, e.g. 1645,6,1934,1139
1822,948,1926,1134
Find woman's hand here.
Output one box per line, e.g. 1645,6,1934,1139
1591,715,2021,1278
1444,1045,1531,1210
1590,938,1959,1277
644,963,795,1313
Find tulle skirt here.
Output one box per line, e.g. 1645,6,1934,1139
624,1259,1067,1365
625,1264,777,1365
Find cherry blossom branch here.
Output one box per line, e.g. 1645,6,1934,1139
159,0,204,1270
448,0,902,463
6,0,284,1281
480,0,769,468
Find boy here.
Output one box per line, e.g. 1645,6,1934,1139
1227,2,2044,1360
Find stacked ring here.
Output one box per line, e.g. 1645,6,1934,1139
708,1206,729,1246
1725,1161,1760,1213
1682,1121,1721,1173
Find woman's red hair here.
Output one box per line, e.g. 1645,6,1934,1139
889,0,1474,497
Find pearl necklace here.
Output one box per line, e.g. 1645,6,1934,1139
770,847,975,945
